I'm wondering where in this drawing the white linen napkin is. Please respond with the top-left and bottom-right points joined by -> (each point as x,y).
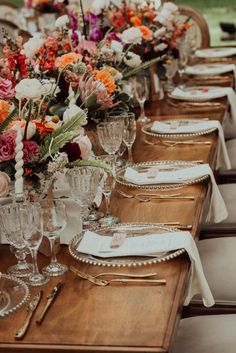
124,164 -> 228,223
171,87 -> 236,123
77,230 -> 215,307
195,47 -> 236,58
150,120 -> 231,170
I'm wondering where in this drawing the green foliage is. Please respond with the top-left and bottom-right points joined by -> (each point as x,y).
122,55 -> 165,78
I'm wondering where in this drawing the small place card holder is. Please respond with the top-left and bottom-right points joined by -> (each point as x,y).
110,233 -> 127,249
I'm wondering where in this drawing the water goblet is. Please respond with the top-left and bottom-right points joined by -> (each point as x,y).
0,199 -> 32,278
96,155 -> 119,226
163,59 -> 178,92
132,76 -> 150,124
97,120 -> 124,162
123,112 -> 137,164
66,166 -> 102,230
20,203 -> 50,286
40,199 -> 68,277
178,40 -> 189,82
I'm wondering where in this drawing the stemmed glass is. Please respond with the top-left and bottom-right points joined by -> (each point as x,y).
131,76 -> 150,124
20,203 -> 50,286
163,59 -> 178,92
96,155 -> 119,226
178,40 -> 189,82
66,166 -> 102,230
40,199 -> 68,277
97,119 -> 124,164
0,199 -> 32,278
123,112 -> 137,164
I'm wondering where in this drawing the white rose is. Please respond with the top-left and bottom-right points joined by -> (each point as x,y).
124,52 -> 142,68
0,171 -> 10,197
15,78 -> 44,101
154,43 -> 168,52
163,2 -> 178,14
74,135 -> 93,160
91,0 -> 109,14
63,104 -> 87,126
153,27 -> 166,39
21,33 -> 44,59
110,40 -> 123,53
41,79 -> 60,96
55,15 -> 69,29
120,27 -> 142,45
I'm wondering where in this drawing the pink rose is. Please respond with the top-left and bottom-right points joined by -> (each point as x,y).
0,130 -> 16,162
75,135 -> 93,160
77,40 -> 97,54
23,140 -> 40,164
0,171 -> 10,197
0,78 -> 15,100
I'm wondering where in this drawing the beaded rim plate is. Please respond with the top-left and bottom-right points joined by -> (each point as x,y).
142,119 -> 217,140
0,274 -> 30,318
168,86 -> 225,102
115,160 -> 209,190
68,223 -> 185,267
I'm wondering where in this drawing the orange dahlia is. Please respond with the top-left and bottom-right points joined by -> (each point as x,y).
0,100 -> 10,123
138,25 -> 153,41
93,70 -> 116,94
55,52 -> 81,69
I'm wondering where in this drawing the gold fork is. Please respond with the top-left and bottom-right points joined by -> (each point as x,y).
117,190 -> 195,201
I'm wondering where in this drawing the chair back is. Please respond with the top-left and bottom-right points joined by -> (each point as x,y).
0,0 -> 19,25
0,18 -> 19,44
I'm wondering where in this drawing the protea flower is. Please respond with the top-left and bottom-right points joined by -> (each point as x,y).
78,76 -> 119,110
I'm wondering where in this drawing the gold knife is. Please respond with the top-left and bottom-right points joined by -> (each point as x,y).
36,282 -> 63,325
15,290 -> 42,340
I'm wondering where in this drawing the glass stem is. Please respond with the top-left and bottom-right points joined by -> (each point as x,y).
30,249 -> 40,275
104,192 -> 111,216
49,236 -> 58,264
139,102 -> 145,117
15,249 -> 28,267
127,146 -> 133,163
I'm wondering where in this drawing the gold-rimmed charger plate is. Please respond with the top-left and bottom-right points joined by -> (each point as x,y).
0,274 -> 30,318
68,223 -> 185,267
116,160 -> 209,190
168,86 -> 225,102
142,119 -> 217,140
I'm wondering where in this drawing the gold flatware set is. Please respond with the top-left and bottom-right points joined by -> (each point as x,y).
117,189 -> 195,202
70,267 -> 166,286
144,139 -> 212,147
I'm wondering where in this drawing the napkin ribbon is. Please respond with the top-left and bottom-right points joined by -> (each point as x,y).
124,164 -> 228,223
77,230 -> 215,307
151,120 -> 231,170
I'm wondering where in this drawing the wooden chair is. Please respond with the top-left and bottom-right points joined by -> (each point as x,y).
0,0 -> 19,25
178,5 -> 210,48
0,18 -> 19,43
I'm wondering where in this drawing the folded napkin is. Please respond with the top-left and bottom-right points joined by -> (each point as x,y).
150,120 -> 231,170
124,164 -> 228,223
171,87 -> 236,123
77,230 -> 215,307
195,47 -> 236,58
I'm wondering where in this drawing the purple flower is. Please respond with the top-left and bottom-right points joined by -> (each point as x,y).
89,27 -> 103,42
0,130 -> 16,162
107,32 -> 121,42
84,12 -> 99,26
23,140 -> 40,164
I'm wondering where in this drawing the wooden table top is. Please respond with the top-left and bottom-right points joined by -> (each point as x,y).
0,98 -> 227,353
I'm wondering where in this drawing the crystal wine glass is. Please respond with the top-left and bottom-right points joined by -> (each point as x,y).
0,199 -> 32,278
178,40 -> 189,82
122,112 -> 136,164
97,120 -> 124,163
96,154 -> 119,226
66,166 -> 102,230
20,202 -> 50,286
132,76 -> 150,124
163,59 -> 178,92
40,199 -> 68,277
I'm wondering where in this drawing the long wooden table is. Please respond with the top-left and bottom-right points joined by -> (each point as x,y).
0,99 -> 228,352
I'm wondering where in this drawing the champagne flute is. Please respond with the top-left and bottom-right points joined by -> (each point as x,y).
20,203 -> 50,286
178,40 -> 189,82
96,155 -> 119,226
133,76 -> 150,124
40,199 -> 68,277
123,112 -> 136,164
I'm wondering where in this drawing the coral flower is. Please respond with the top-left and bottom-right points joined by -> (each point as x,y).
130,16 -> 142,27
0,100 -> 10,123
138,25 -> 153,41
55,52 -> 81,69
94,70 -> 116,94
